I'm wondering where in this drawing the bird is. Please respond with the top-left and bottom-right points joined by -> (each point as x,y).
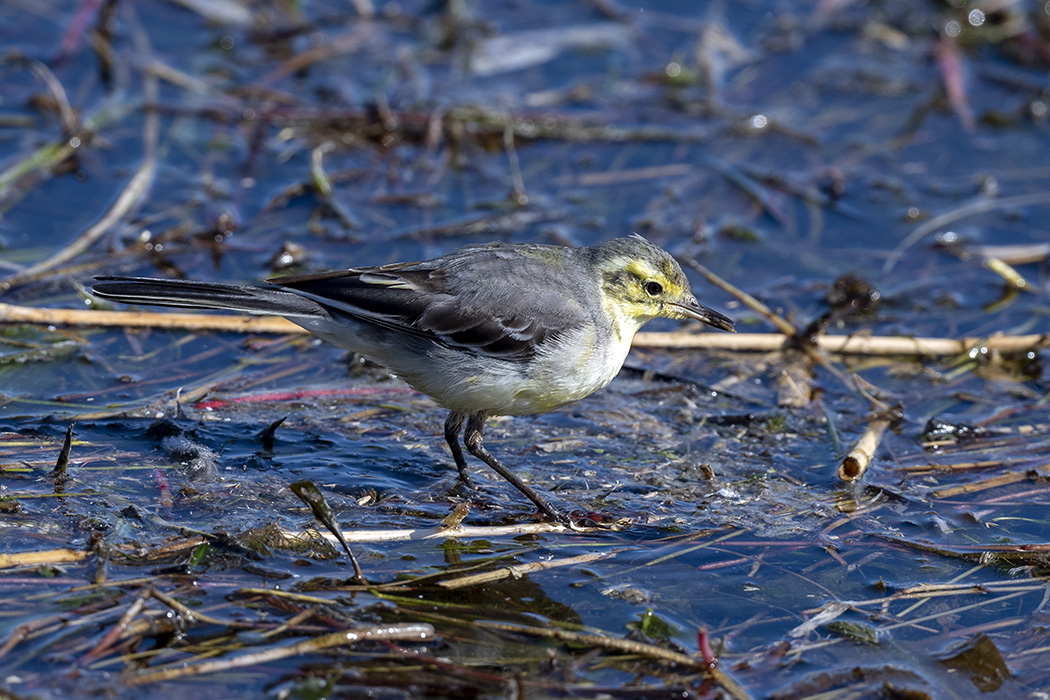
92,236 -> 734,527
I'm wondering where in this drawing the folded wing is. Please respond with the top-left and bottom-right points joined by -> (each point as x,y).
270,244 -> 585,361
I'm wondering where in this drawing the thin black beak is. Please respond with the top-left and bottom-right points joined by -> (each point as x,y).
672,299 -> 736,332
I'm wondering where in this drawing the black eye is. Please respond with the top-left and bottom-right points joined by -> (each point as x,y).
644,281 -> 663,296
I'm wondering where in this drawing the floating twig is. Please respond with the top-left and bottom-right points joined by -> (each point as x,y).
0,548 -> 90,569
305,521 -> 568,544
0,303 -> 300,334
684,255 -> 886,410
968,242 -> 1050,265
930,467 -> 1049,499
839,418 -> 892,481
80,587 -> 150,664
983,255 -> 1030,291
438,549 -> 621,589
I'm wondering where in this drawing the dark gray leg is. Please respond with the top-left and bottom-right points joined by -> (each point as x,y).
444,412 -> 474,488
462,412 -> 573,527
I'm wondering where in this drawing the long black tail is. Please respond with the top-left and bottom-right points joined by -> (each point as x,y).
92,276 -> 327,318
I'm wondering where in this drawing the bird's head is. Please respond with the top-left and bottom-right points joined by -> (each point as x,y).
589,236 -> 735,335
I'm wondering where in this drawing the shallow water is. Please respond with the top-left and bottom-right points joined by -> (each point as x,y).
1,1 -> 1048,697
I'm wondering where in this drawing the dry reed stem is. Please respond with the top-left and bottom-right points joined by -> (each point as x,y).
0,303 -> 301,334
839,419 -> 891,481
970,242 -> 1050,265
438,550 -> 619,589
983,255 -> 1030,290
0,57 -> 83,204
896,579 -> 1050,597
898,458 -> 1026,474
0,548 -> 90,568
148,587 -> 230,627
877,590 -> 1031,634
788,602 -> 849,638
303,521 -> 567,544
81,589 -> 149,663
260,25 -> 372,85
636,330 -> 1050,355
5,302 -> 1046,357
930,467 -> 1048,498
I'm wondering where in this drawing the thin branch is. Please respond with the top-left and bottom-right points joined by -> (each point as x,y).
684,257 -> 796,336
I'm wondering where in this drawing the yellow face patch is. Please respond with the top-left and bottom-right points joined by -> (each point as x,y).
621,258 -> 687,298
623,259 -> 658,282
594,241 -> 698,330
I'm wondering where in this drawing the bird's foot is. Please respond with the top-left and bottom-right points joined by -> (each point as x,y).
447,474 -> 477,498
